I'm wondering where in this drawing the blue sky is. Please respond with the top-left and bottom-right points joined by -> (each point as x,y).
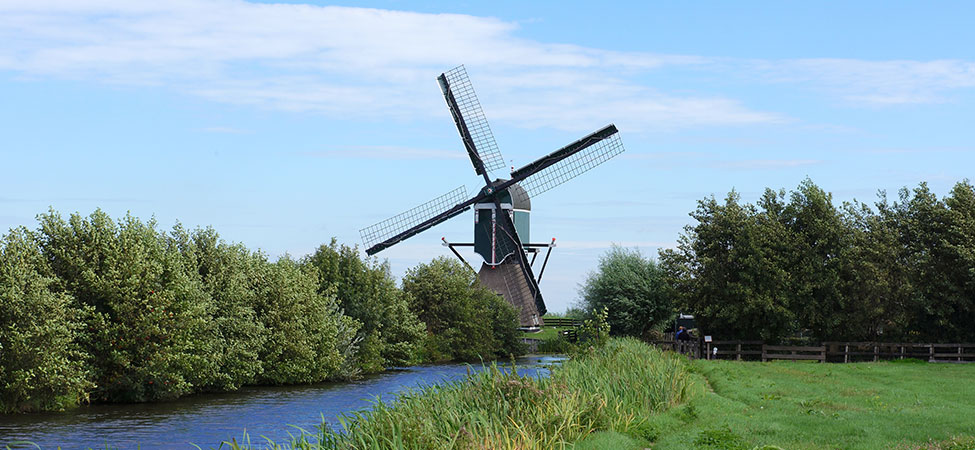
2,1 -> 974,312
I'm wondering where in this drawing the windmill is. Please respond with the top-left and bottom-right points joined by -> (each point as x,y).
359,65 -> 625,328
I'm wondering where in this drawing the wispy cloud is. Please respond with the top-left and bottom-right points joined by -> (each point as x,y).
760,58 -> 975,106
0,1 -> 781,131
2,1 -> 972,131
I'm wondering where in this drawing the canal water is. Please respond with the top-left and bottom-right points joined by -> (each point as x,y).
0,355 -> 564,449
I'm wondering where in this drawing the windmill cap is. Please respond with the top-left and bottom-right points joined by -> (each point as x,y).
486,179 -> 530,211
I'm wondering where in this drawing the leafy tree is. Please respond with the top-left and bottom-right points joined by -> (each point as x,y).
0,227 -> 92,412
579,246 -> 671,338
304,240 -> 424,371
168,226 -> 269,390
782,179 -> 848,340
401,257 -> 523,361
660,191 -> 796,341
36,210 -> 219,402
252,256 -> 360,383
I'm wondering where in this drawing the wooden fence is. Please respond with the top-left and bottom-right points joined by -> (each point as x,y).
823,342 -> 975,363
652,340 -> 975,364
543,317 -> 582,327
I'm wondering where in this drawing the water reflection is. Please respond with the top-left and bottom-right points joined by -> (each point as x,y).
0,355 -> 565,449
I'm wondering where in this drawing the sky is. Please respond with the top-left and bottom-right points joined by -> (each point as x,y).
1,1 -> 974,313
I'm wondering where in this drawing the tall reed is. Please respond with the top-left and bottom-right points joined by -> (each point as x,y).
239,338 -> 692,450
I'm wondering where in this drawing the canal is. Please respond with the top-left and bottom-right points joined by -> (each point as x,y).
0,355 -> 563,449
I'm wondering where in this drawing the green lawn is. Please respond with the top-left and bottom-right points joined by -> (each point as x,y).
623,358 -> 975,449
519,325 -> 576,340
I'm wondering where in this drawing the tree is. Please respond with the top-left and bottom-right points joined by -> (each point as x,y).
36,210 -> 220,402
252,256 -> 360,383
304,240 -> 424,371
0,227 -> 92,412
401,257 -> 523,361
168,225 -> 269,390
660,191 -> 796,341
782,179 -> 848,341
580,245 -> 671,338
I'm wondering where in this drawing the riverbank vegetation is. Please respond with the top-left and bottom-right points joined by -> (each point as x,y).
284,337 -> 690,449
229,338 -> 975,449
0,210 -> 523,413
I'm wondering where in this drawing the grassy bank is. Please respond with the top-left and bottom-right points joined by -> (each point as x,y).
218,340 -> 975,449
232,338 -> 689,449
645,358 -> 975,449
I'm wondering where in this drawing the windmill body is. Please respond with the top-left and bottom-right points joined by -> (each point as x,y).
360,65 -> 625,328
474,181 -> 530,266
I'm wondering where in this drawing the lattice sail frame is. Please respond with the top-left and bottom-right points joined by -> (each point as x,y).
359,186 -> 468,251
513,132 -> 624,204
441,65 -> 507,174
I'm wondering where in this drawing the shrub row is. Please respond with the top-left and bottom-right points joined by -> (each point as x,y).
660,179 -> 975,343
0,209 -> 524,413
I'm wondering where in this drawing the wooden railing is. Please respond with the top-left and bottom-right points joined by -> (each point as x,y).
543,317 -> 582,327
762,345 -> 825,362
823,342 -> 975,363
706,340 -> 763,361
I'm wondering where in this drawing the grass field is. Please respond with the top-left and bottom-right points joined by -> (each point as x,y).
628,358 -> 975,449
220,340 -> 975,449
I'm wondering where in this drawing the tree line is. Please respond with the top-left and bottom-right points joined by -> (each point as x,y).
578,179 -> 975,345
0,209 -> 523,413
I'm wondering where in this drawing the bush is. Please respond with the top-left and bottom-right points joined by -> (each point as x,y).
304,240 -> 424,372
401,257 -> 524,362
37,210 -> 220,402
252,256 -> 360,384
0,227 -> 92,412
169,226 -> 268,390
579,246 -> 671,338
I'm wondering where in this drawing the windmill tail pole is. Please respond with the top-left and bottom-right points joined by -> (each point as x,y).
442,237 -> 476,273
537,238 -> 556,283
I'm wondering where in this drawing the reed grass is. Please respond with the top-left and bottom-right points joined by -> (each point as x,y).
216,337 -> 692,449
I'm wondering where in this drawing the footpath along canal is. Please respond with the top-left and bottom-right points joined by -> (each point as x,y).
0,355 -> 564,449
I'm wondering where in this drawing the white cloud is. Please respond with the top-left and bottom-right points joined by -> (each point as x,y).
0,0 -> 780,131
762,58 -> 975,105
3,1 -> 972,130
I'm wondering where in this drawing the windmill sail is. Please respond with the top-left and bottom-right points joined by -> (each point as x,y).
360,186 -> 470,255
438,65 -> 506,176
358,65 -> 625,328
509,124 -> 624,204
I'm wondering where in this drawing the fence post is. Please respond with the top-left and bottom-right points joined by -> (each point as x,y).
929,344 -> 934,362
959,345 -> 963,362
762,344 -> 767,362
844,344 -> 849,364
737,342 -> 742,361
900,345 -> 905,360
874,345 -> 879,362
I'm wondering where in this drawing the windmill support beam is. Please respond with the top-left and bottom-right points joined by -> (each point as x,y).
536,239 -> 556,283
442,238 -> 476,273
